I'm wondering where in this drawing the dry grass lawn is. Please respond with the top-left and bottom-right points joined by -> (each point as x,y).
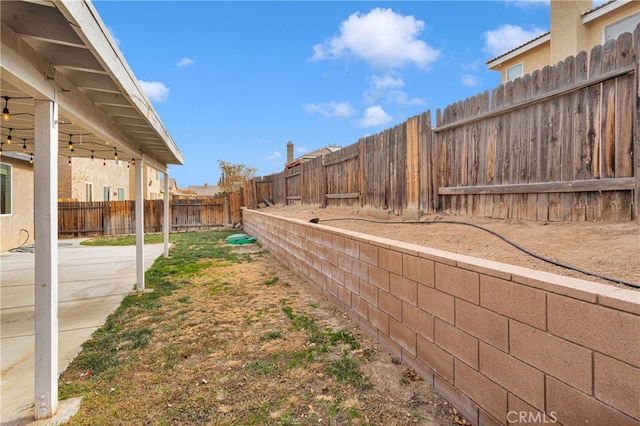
60,231 -> 468,425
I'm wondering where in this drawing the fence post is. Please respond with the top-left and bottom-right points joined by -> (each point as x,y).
635,25 -> 640,223
252,178 -> 258,208
225,194 -> 231,225
321,155 -> 327,208
103,201 -> 111,236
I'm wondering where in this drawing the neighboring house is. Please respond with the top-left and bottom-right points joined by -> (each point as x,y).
160,177 -> 195,199
285,141 -> 342,169
186,183 -> 222,197
129,164 -> 163,200
487,0 -> 640,82
0,153 -> 34,251
58,157 -> 130,202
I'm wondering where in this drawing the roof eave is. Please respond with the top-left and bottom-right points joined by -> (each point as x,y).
486,33 -> 551,69
56,0 -> 184,166
582,0 -> 632,24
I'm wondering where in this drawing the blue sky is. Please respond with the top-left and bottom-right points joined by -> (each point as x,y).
94,0 -> 565,188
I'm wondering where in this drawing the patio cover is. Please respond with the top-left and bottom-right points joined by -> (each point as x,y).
1,0 -> 184,420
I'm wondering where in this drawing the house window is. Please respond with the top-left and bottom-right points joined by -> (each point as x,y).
506,63 -> 523,82
103,185 -> 111,201
604,12 -> 640,42
86,182 -> 93,202
117,187 -> 126,201
0,163 -> 11,215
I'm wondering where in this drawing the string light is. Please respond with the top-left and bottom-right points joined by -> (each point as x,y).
131,158 -> 135,165
2,96 -> 10,121
0,142 -> 3,156
90,150 -> 94,162
68,134 -> 74,151
6,128 -> 12,144
68,156 -> 72,166
114,148 -> 118,160
29,153 -> 33,164
22,139 -> 27,152
103,159 -> 106,167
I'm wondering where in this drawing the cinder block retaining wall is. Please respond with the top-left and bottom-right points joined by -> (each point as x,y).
243,209 -> 640,426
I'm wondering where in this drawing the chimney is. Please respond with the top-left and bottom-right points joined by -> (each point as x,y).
287,141 -> 294,164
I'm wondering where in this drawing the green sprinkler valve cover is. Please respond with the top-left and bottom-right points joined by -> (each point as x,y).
225,234 -> 257,244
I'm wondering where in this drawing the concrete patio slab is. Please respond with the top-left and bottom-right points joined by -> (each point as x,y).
0,240 -> 165,424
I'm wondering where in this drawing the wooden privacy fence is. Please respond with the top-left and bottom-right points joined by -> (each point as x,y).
58,193 -> 243,238
244,29 -> 640,223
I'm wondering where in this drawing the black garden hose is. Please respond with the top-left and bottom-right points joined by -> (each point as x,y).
311,217 -> 640,290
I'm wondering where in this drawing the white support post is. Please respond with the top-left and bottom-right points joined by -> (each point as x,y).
33,99 -> 58,420
163,172 -> 169,257
135,159 -> 145,291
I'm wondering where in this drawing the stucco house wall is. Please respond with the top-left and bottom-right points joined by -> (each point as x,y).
0,156 -> 34,252
129,164 -> 162,200
69,158 -> 130,201
489,0 -> 640,83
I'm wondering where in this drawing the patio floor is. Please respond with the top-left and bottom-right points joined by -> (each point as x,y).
0,240 -> 165,424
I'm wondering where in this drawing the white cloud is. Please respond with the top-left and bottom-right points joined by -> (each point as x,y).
357,106 -> 392,127
303,102 -> 355,118
461,73 -> 481,87
177,57 -> 195,67
484,24 -> 546,57
139,80 -> 169,102
362,74 -> 404,104
363,73 -> 425,106
310,8 -> 440,69
265,151 -> 282,161
462,60 -> 481,71
106,26 -> 120,45
387,90 -> 426,106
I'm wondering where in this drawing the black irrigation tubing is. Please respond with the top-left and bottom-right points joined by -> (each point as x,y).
313,217 -> 640,290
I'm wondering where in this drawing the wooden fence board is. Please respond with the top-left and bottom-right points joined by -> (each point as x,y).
245,30 -> 638,223
59,194 -> 238,237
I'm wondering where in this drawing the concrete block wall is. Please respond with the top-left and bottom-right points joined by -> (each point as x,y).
242,209 -> 640,425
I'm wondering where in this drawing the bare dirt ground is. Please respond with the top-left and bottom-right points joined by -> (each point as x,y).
260,205 -> 640,289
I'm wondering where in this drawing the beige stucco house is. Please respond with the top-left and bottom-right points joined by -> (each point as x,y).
186,183 -> 222,197
57,157 -> 163,202
160,177 -> 194,199
129,164 -> 163,200
0,153 -> 34,251
487,0 -> 640,82
59,157 -> 130,201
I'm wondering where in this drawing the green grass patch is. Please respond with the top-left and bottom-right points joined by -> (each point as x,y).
80,234 -> 172,246
325,353 -> 370,389
63,231 -> 240,380
263,276 -> 279,286
262,331 -> 283,341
